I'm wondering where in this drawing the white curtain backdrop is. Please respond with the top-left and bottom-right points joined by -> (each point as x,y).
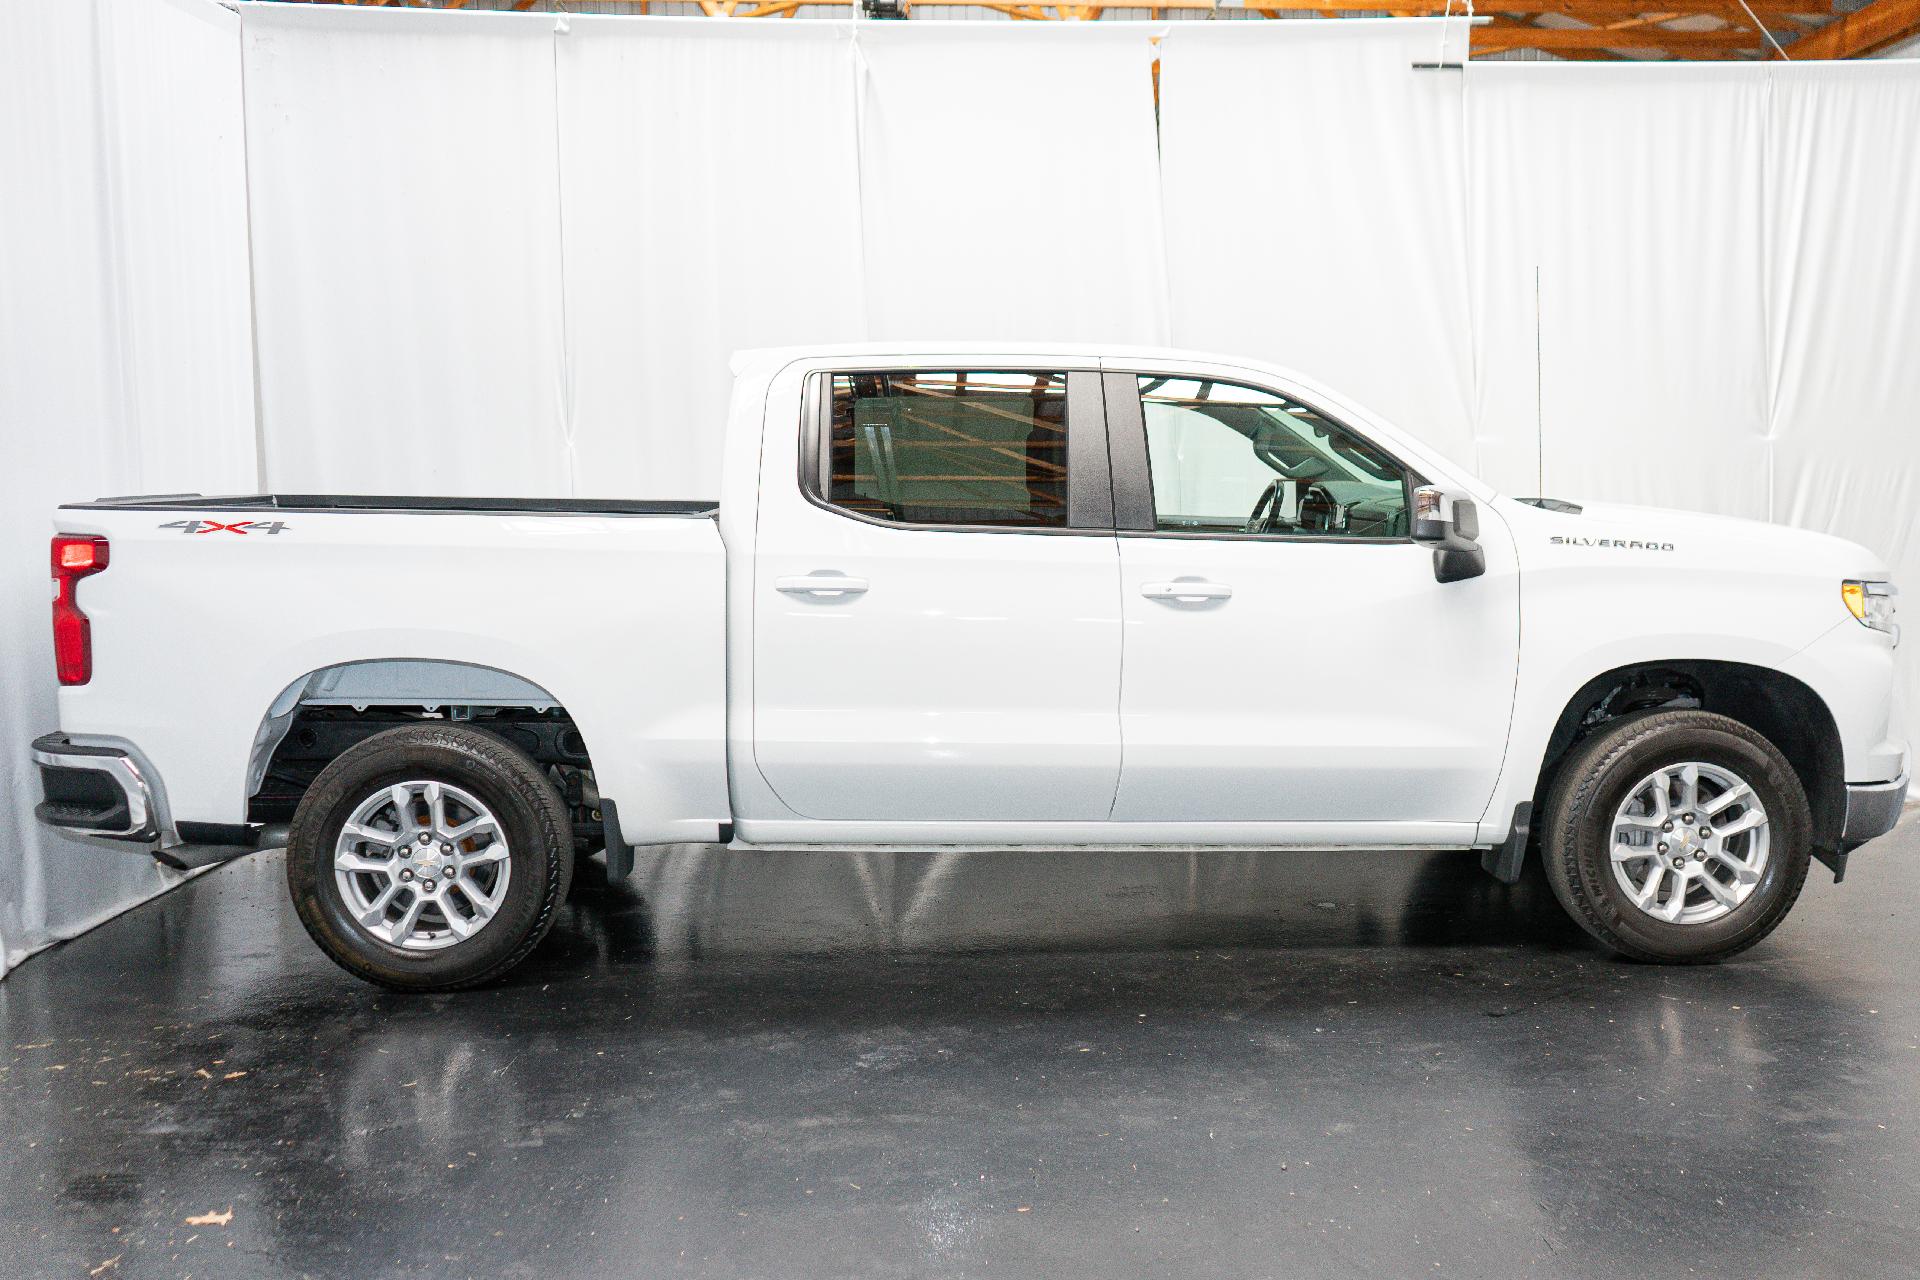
242,6 -> 570,496
1159,20 -> 1477,470
1763,61 -> 1920,653
852,23 -> 1167,344
242,9 -> 1170,499
555,19 -> 866,499
1465,63 -> 1774,514
0,0 -> 255,975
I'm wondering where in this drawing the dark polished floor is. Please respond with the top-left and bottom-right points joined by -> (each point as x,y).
3,818 -> 1917,1280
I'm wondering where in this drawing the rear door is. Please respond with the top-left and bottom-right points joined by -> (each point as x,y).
750,363 -> 1123,823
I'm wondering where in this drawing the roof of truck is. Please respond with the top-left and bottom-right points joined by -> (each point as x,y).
728,341 -> 1286,376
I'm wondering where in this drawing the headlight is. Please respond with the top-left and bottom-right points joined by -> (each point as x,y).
1842,580 -> 1898,639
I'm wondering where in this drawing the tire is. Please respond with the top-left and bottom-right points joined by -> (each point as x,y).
287,724 -> 575,991
1540,709 -> 1811,963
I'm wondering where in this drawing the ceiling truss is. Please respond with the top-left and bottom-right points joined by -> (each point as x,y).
317,0 -> 1920,62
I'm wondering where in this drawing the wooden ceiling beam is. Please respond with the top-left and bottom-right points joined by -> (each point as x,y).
1718,2 -> 1792,55
1561,0 -> 1815,13
1787,0 -> 1920,55
1471,23 -> 1759,48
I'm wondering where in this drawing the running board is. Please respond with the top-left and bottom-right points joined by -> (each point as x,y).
151,823 -> 287,871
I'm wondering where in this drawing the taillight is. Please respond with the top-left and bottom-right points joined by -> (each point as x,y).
51,535 -> 109,686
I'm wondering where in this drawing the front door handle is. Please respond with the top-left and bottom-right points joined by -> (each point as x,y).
1140,580 -> 1232,603
776,573 -> 869,598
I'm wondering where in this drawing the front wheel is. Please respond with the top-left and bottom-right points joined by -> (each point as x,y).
1540,709 -> 1812,963
287,724 -> 575,990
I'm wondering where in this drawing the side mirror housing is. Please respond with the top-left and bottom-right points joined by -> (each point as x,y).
1410,486 -> 1486,583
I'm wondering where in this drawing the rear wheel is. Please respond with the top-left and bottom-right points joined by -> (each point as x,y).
1540,709 -> 1811,963
287,724 -> 574,990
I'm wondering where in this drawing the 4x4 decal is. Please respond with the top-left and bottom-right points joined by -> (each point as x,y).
159,519 -> 290,536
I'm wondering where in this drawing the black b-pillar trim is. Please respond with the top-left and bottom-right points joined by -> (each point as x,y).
1065,370 -> 1114,531
1099,371 -> 1155,532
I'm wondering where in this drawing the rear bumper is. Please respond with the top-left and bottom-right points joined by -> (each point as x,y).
30,733 -> 159,842
32,733 -> 280,867
1842,771 -> 1910,851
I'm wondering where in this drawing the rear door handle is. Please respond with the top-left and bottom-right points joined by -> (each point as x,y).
776,574 -> 869,597
1140,580 -> 1232,602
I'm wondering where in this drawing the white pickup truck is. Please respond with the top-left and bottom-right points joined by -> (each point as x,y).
34,344 -> 1908,989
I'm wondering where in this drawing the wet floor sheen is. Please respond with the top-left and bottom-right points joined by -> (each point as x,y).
2,820 -> 1916,1280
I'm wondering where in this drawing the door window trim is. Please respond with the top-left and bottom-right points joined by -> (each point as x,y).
1101,370 -> 1425,544
797,367 -> 1114,536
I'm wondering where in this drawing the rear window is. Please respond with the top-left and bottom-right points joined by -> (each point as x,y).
821,371 -> 1070,528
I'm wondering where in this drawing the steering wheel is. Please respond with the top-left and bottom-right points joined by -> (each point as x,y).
1245,480 -> 1342,534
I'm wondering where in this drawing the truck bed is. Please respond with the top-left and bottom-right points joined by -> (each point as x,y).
51,495 -> 729,846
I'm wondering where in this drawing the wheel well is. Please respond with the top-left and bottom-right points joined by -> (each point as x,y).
1533,660 -> 1846,854
245,661 -> 606,853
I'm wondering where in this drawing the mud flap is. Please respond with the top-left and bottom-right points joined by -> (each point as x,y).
1813,845 -> 1848,885
1481,801 -> 1531,885
599,799 -> 635,882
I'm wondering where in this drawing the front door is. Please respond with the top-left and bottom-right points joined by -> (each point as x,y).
751,365 -> 1122,823
1104,367 -> 1520,831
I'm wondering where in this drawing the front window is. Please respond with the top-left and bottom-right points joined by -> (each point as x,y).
1137,376 -> 1410,539
822,371 -> 1070,528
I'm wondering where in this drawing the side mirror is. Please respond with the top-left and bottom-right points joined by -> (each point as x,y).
1410,486 -> 1486,583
